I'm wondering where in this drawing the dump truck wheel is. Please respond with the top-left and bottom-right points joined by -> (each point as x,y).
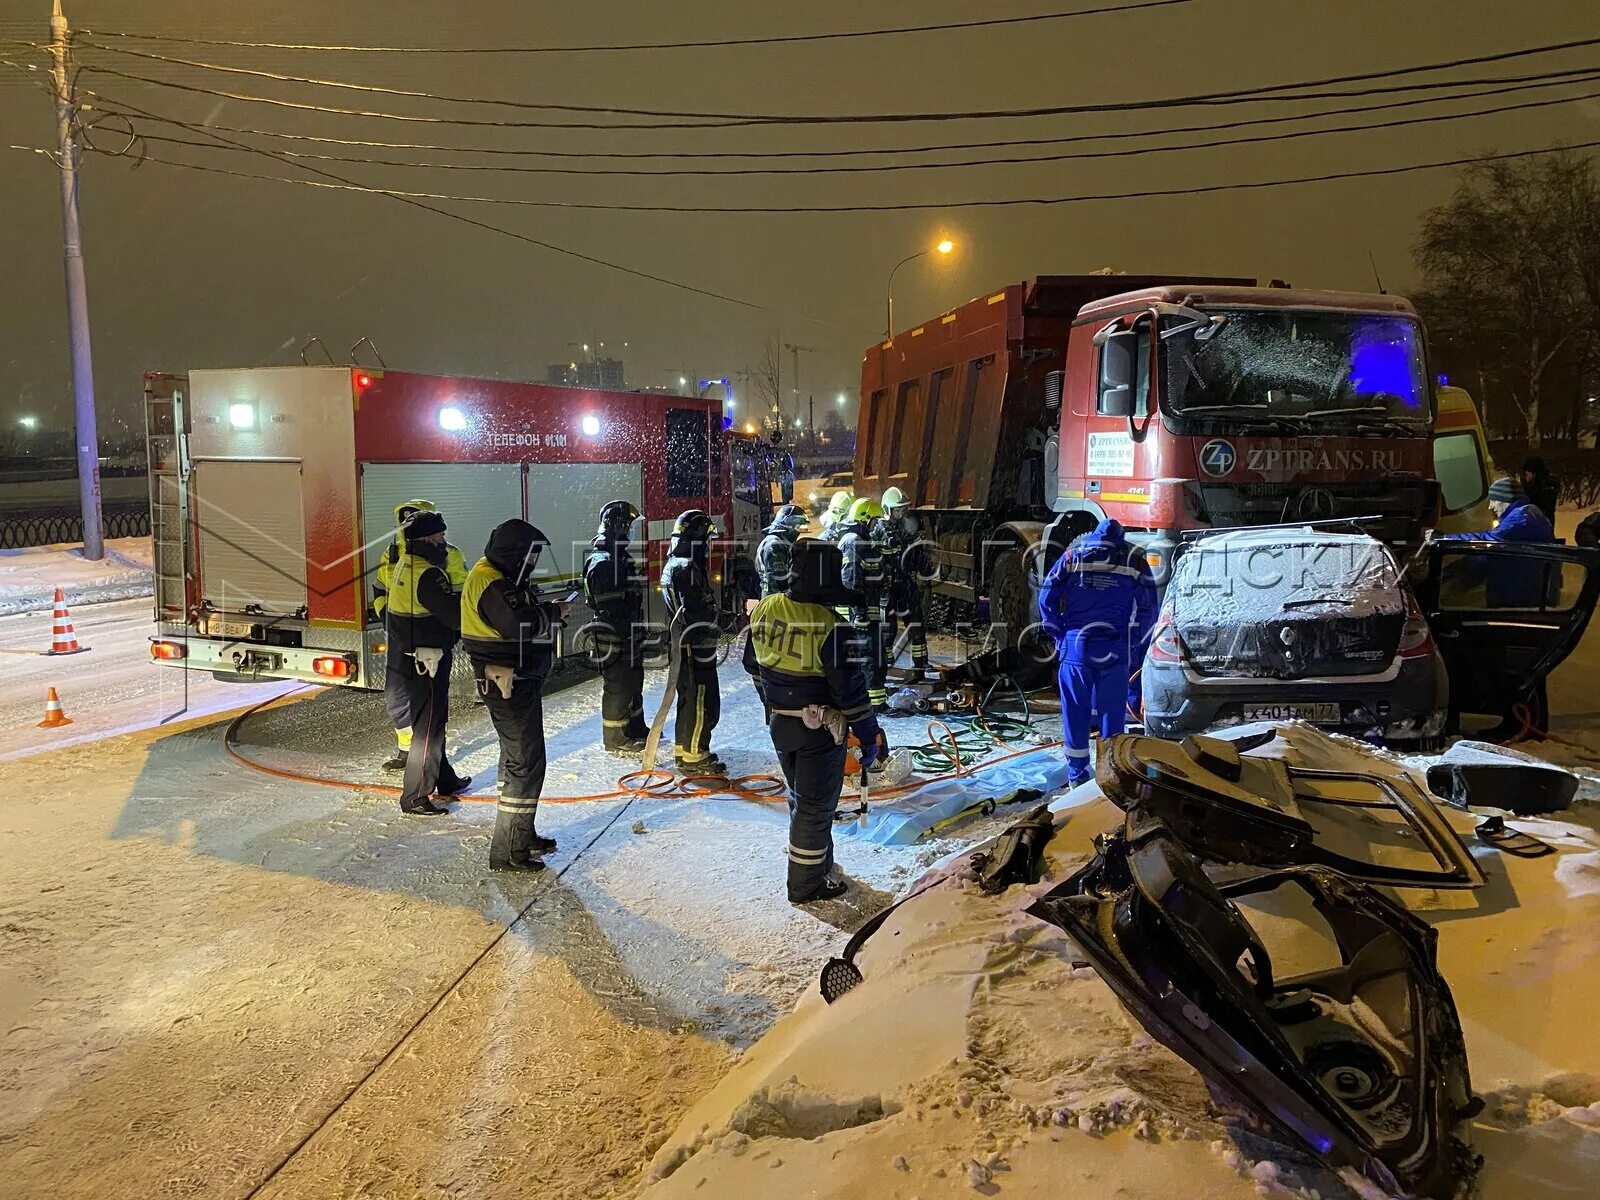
990,548 -> 1036,650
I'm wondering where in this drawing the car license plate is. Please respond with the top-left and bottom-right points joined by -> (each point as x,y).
1243,703 -> 1341,723
208,618 -> 255,639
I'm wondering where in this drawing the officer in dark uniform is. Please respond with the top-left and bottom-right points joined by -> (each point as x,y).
876,486 -> 931,678
461,519 -> 567,872
745,539 -> 885,904
583,500 -> 649,754
661,509 -> 724,774
386,510 -> 472,815
839,497 -> 890,710
376,498 -> 468,772
755,503 -> 809,597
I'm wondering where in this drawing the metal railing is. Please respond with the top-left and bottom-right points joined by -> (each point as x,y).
0,502 -> 150,549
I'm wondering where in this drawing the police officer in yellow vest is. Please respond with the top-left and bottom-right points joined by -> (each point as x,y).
387,510 -> 472,814
461,519 -> 567,872
376,498 -> 468,772
744,539 -> 886,904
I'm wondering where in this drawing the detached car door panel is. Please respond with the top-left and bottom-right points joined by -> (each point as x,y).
1417,541 -> 1600,717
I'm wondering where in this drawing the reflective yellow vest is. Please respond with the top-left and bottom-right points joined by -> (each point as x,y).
460,558 -> 507,642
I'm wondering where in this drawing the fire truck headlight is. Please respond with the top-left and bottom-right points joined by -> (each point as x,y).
580,414 -> 602,438
228,402 -> 256,430
438,407 -> 467,432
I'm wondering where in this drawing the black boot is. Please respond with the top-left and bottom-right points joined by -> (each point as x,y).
530,832 -> 558,855
382,749 -> 408,773
401,797 -> 448,816
489,807 -> 546,872
675,753 -> 728,775
790,878 -> 849,904
436,771 -> 473,797
605,737 -> 648,755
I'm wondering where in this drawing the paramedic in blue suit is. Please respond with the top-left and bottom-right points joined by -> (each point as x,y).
1039,518 -> 1158,786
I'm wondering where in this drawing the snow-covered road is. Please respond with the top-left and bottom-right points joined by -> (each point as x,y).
0,597 -> 295,762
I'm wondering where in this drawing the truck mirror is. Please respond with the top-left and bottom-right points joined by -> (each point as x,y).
1099,331 -> 1135,417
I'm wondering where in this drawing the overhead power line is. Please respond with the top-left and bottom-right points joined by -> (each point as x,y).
89,135 -> 1600,213
76,2 -> 1200,54
56,93 -> 852,330
84,69 -> 1600,163
106,80 -> 1600,179
75,34 -> 1600,126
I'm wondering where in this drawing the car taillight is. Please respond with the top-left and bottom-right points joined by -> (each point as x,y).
313,656 -> 353,678
1148,608 -> 1185,664
151,640 -> 185,661
1398,596 -> 1433,659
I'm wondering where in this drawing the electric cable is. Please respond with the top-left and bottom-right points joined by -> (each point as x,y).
67,92 -> 853,330
105,78 -> 1600,179
82,68 -> 1599,163
77,2 -> 1202,55
93,136 -> 1600,213
73,34 -> 1600,126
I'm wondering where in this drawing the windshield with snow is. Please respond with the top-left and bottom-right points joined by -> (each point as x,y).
1164,310 -> 1429,434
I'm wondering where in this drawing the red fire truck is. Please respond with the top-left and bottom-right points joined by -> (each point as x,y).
853,276 -> 1441,632
144,366 -> 746,688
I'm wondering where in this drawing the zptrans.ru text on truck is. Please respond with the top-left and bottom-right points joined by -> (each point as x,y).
144,365 -> 748,688
852,275 -> 1446,634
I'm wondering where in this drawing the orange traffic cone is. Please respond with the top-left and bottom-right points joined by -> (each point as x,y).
47,587 -> 86,655
38,687 -> 73,728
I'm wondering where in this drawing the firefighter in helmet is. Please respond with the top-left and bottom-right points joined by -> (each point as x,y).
385,509 -> 472,814
756,503 -> 809,598
375,498 -> 467,773
875,486 -> 932,677
461,519 -> 569,871
661,509 -> 725,774
818,489 -> 855,543
839,497 -> 890,710
583,500 -> 649,754
744,539 -> 886,904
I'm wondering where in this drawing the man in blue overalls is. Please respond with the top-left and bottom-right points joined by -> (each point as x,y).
1040,518 -> 1157,785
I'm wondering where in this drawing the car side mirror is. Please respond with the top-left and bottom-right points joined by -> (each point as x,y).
1099,331 -> 1136,418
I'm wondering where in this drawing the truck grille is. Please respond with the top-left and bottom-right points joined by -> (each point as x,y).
1187,482 -> 1437,543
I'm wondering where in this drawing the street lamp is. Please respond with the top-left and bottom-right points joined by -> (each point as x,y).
836,392 -> 848,406
18,414 -> 38,430
886,236 -> 956,338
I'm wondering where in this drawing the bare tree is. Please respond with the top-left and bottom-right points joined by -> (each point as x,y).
751,333 -> 783,432
1415,152 -> 1598,446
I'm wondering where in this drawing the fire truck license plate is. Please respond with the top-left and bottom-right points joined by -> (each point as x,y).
209,619 -> 255,640
1243,703 -> 1340,723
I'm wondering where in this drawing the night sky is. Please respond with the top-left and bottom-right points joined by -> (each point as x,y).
2,0 -> 1597,438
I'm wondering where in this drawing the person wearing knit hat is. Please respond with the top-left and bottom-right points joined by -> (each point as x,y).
1436,476 -> 1553,544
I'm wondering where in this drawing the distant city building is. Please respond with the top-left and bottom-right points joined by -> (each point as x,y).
546,358 -> 626,390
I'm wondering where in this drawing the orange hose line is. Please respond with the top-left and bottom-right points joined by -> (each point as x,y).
222,693 -> 1065,806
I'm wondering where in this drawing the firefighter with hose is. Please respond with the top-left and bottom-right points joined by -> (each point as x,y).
756,503 -> 809,597
876,486 -> 932,678
375,498 -> 467,773
744,539 -> 886,904
461,519 -> 568,872
818,489 -> 854,543
583,500 -> 649,755
839,497 -> 890,711
662,509 -> 726,775
385,510 -> 472,815
1039,518 -> 1157,787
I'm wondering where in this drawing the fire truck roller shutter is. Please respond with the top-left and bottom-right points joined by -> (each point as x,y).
362,462 -> 524,693
191,459 -> 309,616
524,462 -> 645,645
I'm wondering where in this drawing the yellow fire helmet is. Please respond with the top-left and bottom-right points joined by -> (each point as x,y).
881,486 -> 908,514
847,497 -> 884,524
827,489 -> 855,517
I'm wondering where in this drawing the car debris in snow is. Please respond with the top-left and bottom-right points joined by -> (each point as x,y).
1096,730 -> 1485,890
1426,739 -> 1579,816
1029,823 -> 1481,1199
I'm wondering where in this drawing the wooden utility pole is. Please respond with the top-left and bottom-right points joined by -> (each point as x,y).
49,0 -> 104,559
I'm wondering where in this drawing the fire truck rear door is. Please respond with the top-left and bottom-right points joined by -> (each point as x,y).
190,458 -> 309,616
524,462 -> 644,589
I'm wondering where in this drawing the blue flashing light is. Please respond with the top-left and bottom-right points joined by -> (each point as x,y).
722,415 -> 735,432
1348,319 -> 1424,410
1437,373 -> 1450,387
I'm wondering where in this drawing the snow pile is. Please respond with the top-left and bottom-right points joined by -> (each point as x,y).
639,731 -> 1600,1200
0,537 -> 153,615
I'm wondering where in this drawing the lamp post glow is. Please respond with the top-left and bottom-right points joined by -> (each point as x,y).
18,414 -> 38,430
886,236 -> 956,339
836,392 -> 848,406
